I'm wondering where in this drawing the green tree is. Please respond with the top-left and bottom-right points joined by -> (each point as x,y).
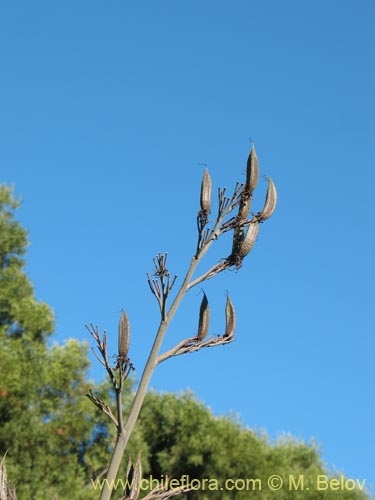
0,185 -> 53,341
0,185 -> 148,499
138,390 -> 371,500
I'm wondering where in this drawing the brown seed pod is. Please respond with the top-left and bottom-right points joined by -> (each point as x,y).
246,143 -> 259,194
0,451 -> 8,500
124,453 -> 142,500
238,196 -> 250,219
237,144 -> 259,223
238,221 -> 259,258
118,309 -> 130,358
231,225 -> 242,256
130,452 -> 142,500
200,168 -> 212,213
224,294 -> 236,338
197,291 -> 210,340
258,177 -> 277,221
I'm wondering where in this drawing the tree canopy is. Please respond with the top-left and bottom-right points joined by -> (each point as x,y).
0,186 -> 53,341
138,391 -> 371,500
0,185 -> 117,499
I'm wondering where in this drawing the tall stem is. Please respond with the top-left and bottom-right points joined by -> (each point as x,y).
99,257 -> 200,500
99,212 -> 227,500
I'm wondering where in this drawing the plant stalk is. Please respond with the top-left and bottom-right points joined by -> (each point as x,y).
99,256 -> 201,500
99,209 -> 230,500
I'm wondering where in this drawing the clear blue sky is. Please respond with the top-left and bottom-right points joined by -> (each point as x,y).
1,0 -> 374,494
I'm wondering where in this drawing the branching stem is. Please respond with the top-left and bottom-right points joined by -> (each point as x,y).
96,154 -> 276,499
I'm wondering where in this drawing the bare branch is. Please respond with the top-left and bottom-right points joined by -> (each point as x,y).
86,389 -> 119,428
156,336 -> 197,365
157,333 -> 234,365
85,324 -> 117,386
187,259 -> 232,290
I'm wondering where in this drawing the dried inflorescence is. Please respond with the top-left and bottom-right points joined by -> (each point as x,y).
147,253 -> 177,317
157,292 -> 236,364
85,310 -> 134,428
157,143 -> 276,362
87,142 -> 276,500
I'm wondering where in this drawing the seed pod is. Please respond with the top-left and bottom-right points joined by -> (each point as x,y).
246,143 -> 259,194
238,196 -> 250,219
231,222 -> 245,257
238,221 -> 259,258
197,291 -> 210,340
200,168 -> 212,213
0,452 -> 8,500
118,309 -> 130,358
258,177 -> 277,221
130,453 -> 142,500
237,144 -> 259,220
224,294 -> 236,338
124,453 -> 142,500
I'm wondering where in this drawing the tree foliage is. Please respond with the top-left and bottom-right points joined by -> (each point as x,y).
0,186 -> 53,341
138,391 -> 371,500
0,185 -> 120,499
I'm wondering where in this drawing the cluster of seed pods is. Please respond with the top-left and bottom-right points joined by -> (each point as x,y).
197,144 -> 277,340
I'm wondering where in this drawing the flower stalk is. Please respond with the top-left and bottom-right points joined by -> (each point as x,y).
87,143 -> 277,500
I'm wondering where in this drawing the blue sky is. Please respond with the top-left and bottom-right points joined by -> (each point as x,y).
1,0 -> 374,493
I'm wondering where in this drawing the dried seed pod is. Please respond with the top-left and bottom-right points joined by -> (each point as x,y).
130,453 -> 142,500
124,457 -> 133,499
258,177 -> 277,221
246,143 -> 259,194
200,168 -> 212,213
238,196 -> 251,219
237,144 -> 259,220
231,225 -> 242,257
197,291 -> 210,340
224,294 -> 236,338
124,453 -> 142,500
118,309 -> 130,358
238,221 -> 259,258
0,452 -> 8,500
